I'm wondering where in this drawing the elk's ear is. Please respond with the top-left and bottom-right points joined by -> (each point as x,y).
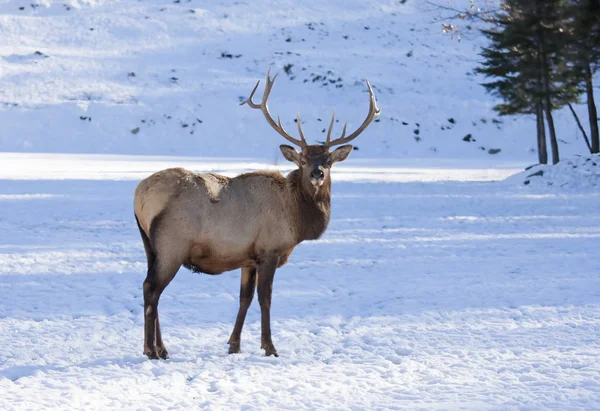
280,145 -> 301,165
330,144 -> 353,164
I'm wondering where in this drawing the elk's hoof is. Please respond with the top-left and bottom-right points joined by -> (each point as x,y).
228,341 -> 241,354
262,343 -> 279,357
144,348 -> 160,360
158,348 -> 170,360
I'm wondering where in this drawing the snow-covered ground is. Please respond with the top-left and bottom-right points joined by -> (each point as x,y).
1,154 -> 600,410
505,154 -> 600,193
2,0 -> 600,409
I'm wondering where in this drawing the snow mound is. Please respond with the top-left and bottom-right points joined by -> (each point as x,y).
505,154 -> 600,192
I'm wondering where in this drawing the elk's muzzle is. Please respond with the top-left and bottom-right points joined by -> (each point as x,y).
311,168 -> 324,180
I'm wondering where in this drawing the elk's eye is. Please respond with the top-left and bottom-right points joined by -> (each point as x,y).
326,160 -> 332,167
301,160 -> 307,166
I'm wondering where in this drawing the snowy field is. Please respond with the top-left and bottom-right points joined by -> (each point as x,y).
1,154 -> 600,410
1,0 -> 600,409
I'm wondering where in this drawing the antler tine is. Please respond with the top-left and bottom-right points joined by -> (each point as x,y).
325,110 -> 349,145
276,116 -> 293,139
326,78 -> 381,148
240,69 -> 307,148
325,111 -> 335,145
296,112 -> 307,144
262,69 -> 277,103
239,80 -> 261,108
340,121 -> 348,139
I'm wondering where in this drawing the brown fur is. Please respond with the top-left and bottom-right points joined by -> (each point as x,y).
133,144 -> 357,359
134,167 -> 325,273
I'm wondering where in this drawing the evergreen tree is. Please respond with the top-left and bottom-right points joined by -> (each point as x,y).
476,0 -> 579,164
477,16 -> 549,163
564,0 -> 600,153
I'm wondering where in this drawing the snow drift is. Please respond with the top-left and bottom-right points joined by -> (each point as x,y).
506,154 -> 600,192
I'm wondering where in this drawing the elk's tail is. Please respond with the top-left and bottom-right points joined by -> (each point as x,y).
135,213 -> 156,269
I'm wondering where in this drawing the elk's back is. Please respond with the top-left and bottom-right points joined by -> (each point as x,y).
134,167 -> 297,274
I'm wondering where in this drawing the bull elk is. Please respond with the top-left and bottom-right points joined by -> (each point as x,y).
134,69 -> 380,359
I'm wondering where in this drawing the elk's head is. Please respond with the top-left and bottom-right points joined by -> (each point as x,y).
241,69 -> 381,195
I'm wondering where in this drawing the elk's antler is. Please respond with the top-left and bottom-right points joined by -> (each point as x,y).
240,68 -> 307,148
325,79 -> 381,147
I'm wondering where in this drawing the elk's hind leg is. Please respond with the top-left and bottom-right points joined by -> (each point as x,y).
142,213 -> 185,360
143,256 -> 180,359
228,267 -> 257,354
137,215 -> 167,359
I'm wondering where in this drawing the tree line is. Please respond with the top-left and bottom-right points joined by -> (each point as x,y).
430,0 -> 600,164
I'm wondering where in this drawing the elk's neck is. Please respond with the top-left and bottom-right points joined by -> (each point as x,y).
287,170 -> 331,242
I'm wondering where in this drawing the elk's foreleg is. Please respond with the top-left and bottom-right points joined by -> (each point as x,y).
257,256 -> 279,357
228,267 -> 257,354
155,316 -> 167,358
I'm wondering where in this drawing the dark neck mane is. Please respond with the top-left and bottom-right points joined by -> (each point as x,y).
287,170 -> 331,243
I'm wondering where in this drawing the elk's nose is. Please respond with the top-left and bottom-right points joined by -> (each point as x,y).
311,168 -> 324,180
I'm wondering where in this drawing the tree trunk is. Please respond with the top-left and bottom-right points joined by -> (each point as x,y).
537,100 -> 548,164
544,101 -> 560,164
568,103 -> 592,153
533,5 -> 549,166
585,63 -> 599,153
535,6 -> 560,164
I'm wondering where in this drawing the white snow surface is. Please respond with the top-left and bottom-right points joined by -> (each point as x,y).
1,154 -> 600,410
1,0 -> 600,409
505,154 -> 600,193
0,0 -> 597,161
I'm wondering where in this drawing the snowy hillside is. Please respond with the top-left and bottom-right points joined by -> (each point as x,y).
0,0 -> 595,160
